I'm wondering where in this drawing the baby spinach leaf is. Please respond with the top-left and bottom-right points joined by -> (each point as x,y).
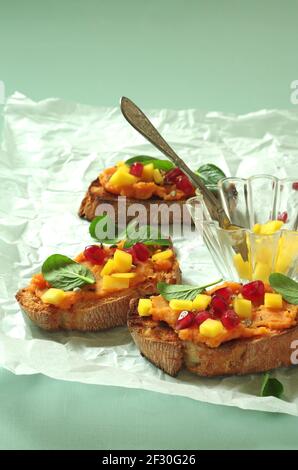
260,373 -> 284,398
195,164 -> 226,190
90,216 -> 171,248
125,155 -> 174,171
89,214 -> 125,244
42,254 -> 95,291
157,279 -> 222,301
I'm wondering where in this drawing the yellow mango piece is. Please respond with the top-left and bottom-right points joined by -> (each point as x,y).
102,275 -> 129,291
152,249 -> 173,262
233,297 -> 252,319
255,246 -> 273,265
252,262 -> 271,283
111,272 -> 136,279
253,223 -> 261,234
233,253 -> 252,280
275,253 -> 291,274
116,162 -> 130,172
142,163 -> 154,181
113,249 -> 132,273
41,288 -> 66,306
109,169 -> 138,187
153,168 -> 164,184
264,293 -> 283,309
199,319 -> 226,338
192,294 -> 211,311
260,220 -> 284,235
100,259 -> 115,276
169,299 -> 193,311
138,298 -> 152,316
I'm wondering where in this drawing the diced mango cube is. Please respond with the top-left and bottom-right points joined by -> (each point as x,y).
153,168 -> 164,184
109,169 -> 138,187
100,259 -> 116,276
199,319 -> 226,338
169,299 -> 193,311
275,253 -> 291,273
138,298 -> 152,316
252,262 -> 271,283
255,246 -> 273,265
233,253 -> 252,280
142,163 -> 154,181
233,297 -> 252,318
192,294 -> 211,311
116,162 -> 130,172
113,249 -> 132,273
260,220 -> 284,235
253,223 -> 261,234
264,293 -> 283,309
111,273 -> 136,279
102,275 -> 129,291
41,288 -> 66,306
152,249 -> 173,262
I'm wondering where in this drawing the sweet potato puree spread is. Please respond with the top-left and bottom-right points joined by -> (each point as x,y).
99,167 -> 192,201
150,282 -> 298,348
29,244 -> 175,310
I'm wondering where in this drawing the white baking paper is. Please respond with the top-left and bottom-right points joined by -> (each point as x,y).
1,92 -> 298,415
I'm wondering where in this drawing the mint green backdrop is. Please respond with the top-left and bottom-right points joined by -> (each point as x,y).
0,0 -> 298,449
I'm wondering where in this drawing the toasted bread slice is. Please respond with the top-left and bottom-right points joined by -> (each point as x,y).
128,299 -> 183,376
128,299 -> 298,377
79,179 -> 187,223
16,263 -> 181,332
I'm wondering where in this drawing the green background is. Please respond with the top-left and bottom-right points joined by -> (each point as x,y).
1,0 -> 298,450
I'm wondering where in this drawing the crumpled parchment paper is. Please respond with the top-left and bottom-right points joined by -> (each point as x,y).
1,92 -> 298,415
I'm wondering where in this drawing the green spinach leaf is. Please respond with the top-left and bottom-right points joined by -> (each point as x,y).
269,273 -> 298,305
260,373 -> 284,398
125,156 -> 174,171
42,254 -> 95,291
195,164 -> 226,190
157,279 -> 222,301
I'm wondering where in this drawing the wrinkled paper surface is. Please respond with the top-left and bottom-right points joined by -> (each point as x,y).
1,92 -> 298,415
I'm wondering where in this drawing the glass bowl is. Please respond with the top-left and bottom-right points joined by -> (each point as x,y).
187,175 -> 298,283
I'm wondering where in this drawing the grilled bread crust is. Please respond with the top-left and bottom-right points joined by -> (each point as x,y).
128,300 -> 298,377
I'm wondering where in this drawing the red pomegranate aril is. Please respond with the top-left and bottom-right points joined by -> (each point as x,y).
175,311 -> 195,330
125,248 -> 137,264
213,286 -> 233,303
132,242 -> 150,262
210,295 -> 228,317
241,280 -> 265,304
175,175 -> 194,195
292,182 -> 298,191
164,167 -> 184,184
130,162 -> 144,177
277,211 -> 288,223
84,245 -> 105,265
221,310 -> 240,330
194,311 -> 212,326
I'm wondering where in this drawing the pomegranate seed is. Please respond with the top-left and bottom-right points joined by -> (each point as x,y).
175,175 -> 194,196
164,168 -> 184,184
130,162 -> 144,177
84,245 -> 105,265
292,182 -> 298,191
277,211 -> 288,223
241,280 -> 265,304
213,286 -> 233,303
175,311 -> 195,330
194,311 -> 212,326
211,295 -> 228,317
221,310 -> 240,330
132,242 -> 150,262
